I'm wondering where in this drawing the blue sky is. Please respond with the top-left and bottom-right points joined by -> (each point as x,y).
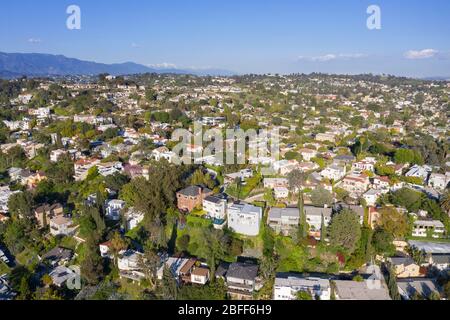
0,0 -> 449,77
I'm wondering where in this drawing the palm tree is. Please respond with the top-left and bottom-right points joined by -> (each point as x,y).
440,191 -> 450,214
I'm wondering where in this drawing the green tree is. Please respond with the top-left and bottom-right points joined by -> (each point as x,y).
310,186 -> 333,208
377,207 -> 409,239
80,237 -> 104,285
329,209 -> 362,254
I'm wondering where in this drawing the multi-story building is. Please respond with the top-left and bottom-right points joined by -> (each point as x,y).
267,207 -> 299,236
273,274 -> 331,300
177,186 -> 213,213
227,203 -> 262,236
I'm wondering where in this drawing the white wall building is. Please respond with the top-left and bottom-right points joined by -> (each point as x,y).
227,203 -> 262,236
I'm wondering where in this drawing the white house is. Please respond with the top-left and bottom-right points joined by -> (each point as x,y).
264,178 -> 289,189
406,165 -> 432,182
203,196 -> 227,227
428,173 -> 449,190
412,220 -> 445,238
105,199 -> 126,221
124,208 -> 145,230
304,206 -> 333,240
274,274 -> 331,300
363,189 -> 383,206
274,187 -> 289,199
49,215 -> 77,237
227,203 -> 262,236
320,164 -> 346,181
97,162 -> 123,177
50,149 -> 67,162
299,148 -> 317,161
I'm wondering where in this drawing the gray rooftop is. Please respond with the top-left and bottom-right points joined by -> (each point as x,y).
397,279 -> 440,298
226,262 -> 258,281
304,206 -> 332,217
268,207 -> 300,220
334,280 -> 391,300
408,241 -> 450,254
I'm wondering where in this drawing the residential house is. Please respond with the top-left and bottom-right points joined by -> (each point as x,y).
49,266 -> 78,288
225,262 -> 259,300
203,195 -> 227,229
320,164 -> 346,181
389,257 -> 421,278
333,280 -> 391,300
42,247 -> 73,268
397,278 -> 441,300
299,148 -> 317,161
227,203 -> 262,236
105,199 -> 126,221
34,203 -> 64,229
74,158 -> 100,181
0,186 -> 20,213
333,204 -> 365,225
97,162 -> 123,177
267,207 -> 300,236
274,187 -> 289,199
124,207 -> 144,230
50,149 -> 67,162
339,174 -> 370,198
304,206 -> 333,240
412,220 -> 445,238
352,158 -> 376,173
263,178 -> 289,189
176,186 -> 213,213
373,176 -> 391,190
428,173 -> 449,190
315,133 -> 336,143
118,250 -> 145,282
362,189 -> 383,206
49,215 -> 77,237
405,165 -> 432,182
429,254 -> 450,271
273,273 -> 331,300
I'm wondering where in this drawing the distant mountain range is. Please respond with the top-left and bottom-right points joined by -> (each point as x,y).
0,52 -> 235,78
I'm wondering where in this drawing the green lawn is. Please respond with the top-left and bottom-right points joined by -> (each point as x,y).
0,261 -> 10,275
59,236 -> 78,250
16,248 -> 40,267
274,237 -> 307,273
226,173 -> 262,199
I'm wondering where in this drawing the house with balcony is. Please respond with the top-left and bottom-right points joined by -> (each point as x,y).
412,220 -> 445,238
304,206 -> 333,240
203,195 -> 227,229
227,203 -> 262,237
49,215 -> 77,237
273,273 -> 331,300
267,207 -> 299,236
105,199 -> 126,221
225,262 -> 259,300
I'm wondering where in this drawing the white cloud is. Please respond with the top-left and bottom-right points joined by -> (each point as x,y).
148,62 -> 178,69
298,53 -> 367,62
404,49 -> 438,59
131,42 -> 141,48
28,38 -> 42,44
